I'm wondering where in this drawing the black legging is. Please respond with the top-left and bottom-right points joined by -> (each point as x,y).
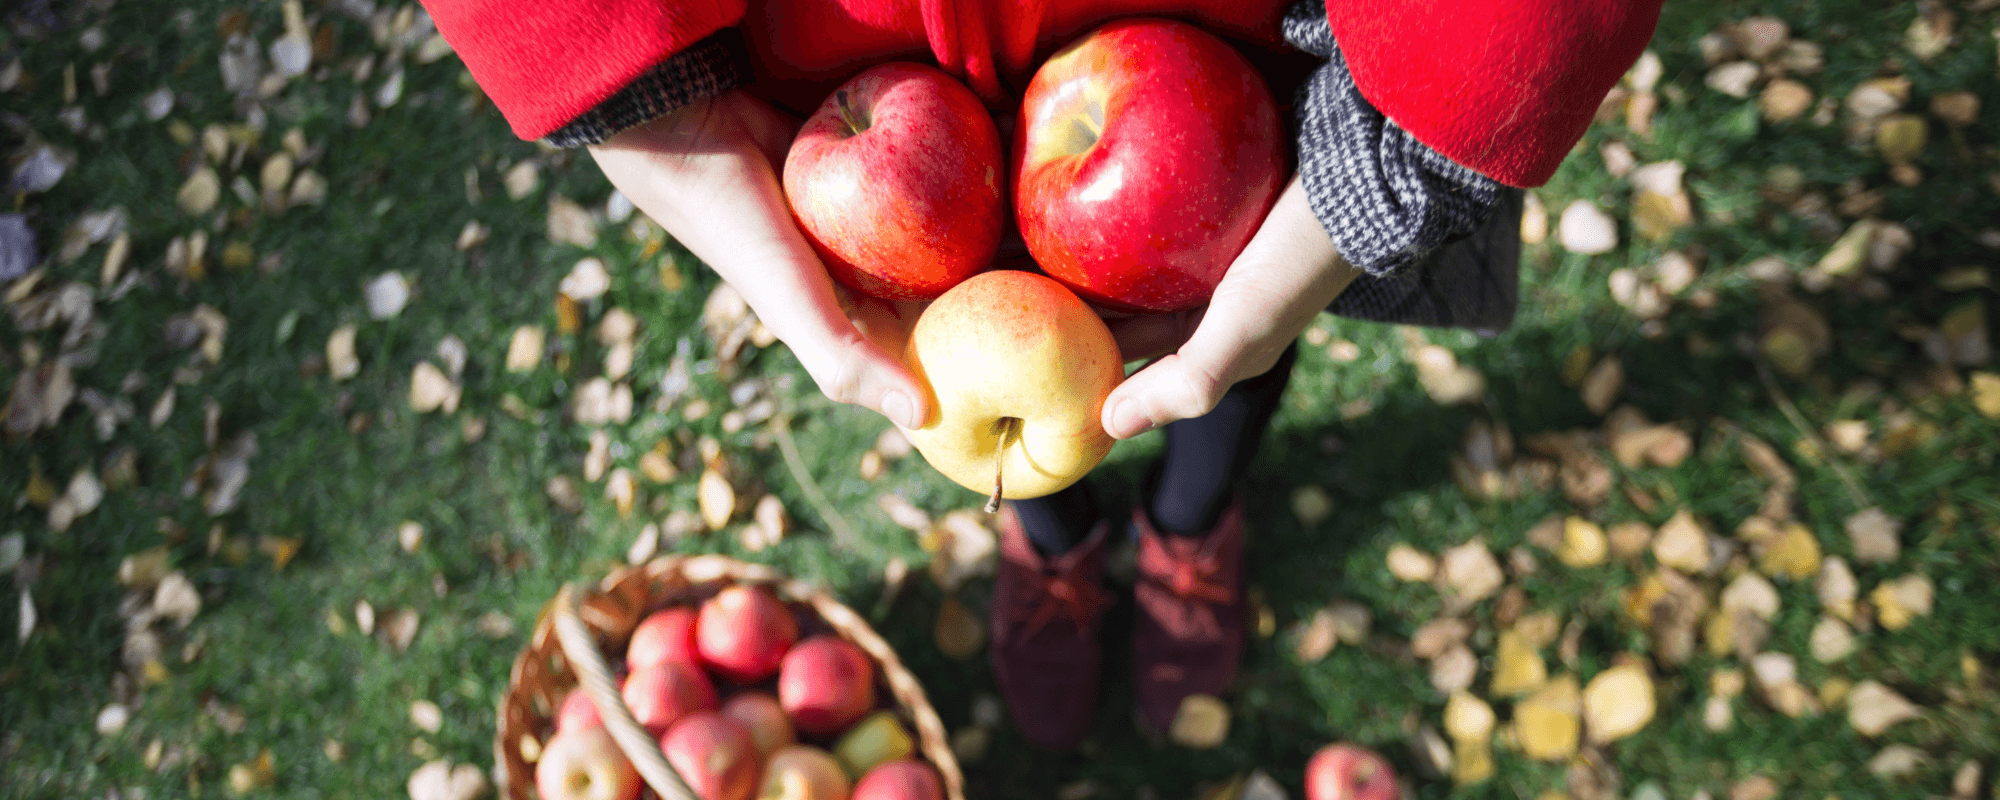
1015,342 -> 1299,554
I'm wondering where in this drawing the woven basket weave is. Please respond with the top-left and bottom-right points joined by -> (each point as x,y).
495,554 -> 964,800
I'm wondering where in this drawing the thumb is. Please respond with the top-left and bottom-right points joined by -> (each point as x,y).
787,319 -> 931,431
1101,351 -> 1238,440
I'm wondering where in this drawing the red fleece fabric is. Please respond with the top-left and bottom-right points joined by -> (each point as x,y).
422,0 -> 1659,187
425,0 -> 747,141
1328,0 -> 1662,186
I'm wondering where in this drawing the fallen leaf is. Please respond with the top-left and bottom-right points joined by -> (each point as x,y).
1444,691 -> 1496,743
1514,674 -> 1582,761
1871,573 -> 1934,631
380,608 -> 420,652
1521,193 -> 1549,244
877,495 -> 932,531
1607,521 -> 1653,561
559,257 -> 611,301
1952,761 -> 1982,800
409,700 -> 443,733
1702,695 -> 1734,732
925,511 -> 997,591
408,362 -> 459,414
366,272 -> 412,320
1411,618 -> 1472,660
1437,539 -> 1504,609
1412,345 -> 1485,405
153,571 -> 201,628
1583,663 -> 1656,744
1491,629 -> 1548,696
1290,609 -> 1339,663
544,475 -> 583,514
1721,572 -> 1781,621
1818,556 -> 1858,620
1430,644 -> 1477,693
699,468 -> 735,530
1845,507 -> 1902,563
504,326 -> 544,373
1558,516 -> 1609,568
1972,372 -> 2000,418
503,161 -> 540,200
326,325 -> 360,381
1755,522 -> 1822,580
1870,745 -> 1928,780
547,195 -> 597,248
1875,114 -> 1928,164
1291,486 -> 1334,526
1760,79 -> 1814,121
1810,615 -> 1855,662
1629,162 -> 1694,241
227,749 -> 277,794
934,596 -> 984,659
407,759 -> 490,800
1557,200 -> 1618,254
605,468 -> 637,519
1387,544 -> 1437,582
398,521 -> 424,554
177,167 -> 221,215
1168,694 -> 1230,749
1848,680 -> 1922,736
1412,726 -> 1454,779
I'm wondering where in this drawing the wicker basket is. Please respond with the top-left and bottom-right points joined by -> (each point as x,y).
495,554 -> 964,800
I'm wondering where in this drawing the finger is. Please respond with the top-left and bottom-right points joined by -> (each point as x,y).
1101,176 -> 1355,438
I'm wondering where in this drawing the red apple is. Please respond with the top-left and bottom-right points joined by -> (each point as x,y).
556,687 -> 605,733
536,725 -> 642,800
850,759 -> 942,800
784,61 -> 1006,301
720,691 -> 795,757
779,635 -> 878,737
1014,18 -> 1285,312
627,606 -> 702,672
621,661 -> 719,737
697,585 -> 800,684
660,711 -> 759,800
757,745 -> 852,800
1305,743 -> 1400,800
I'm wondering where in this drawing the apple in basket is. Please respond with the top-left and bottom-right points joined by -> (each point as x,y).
757,744 -> 852,800
697,585 -> 800,683
1305,743 -> 1400,800
555,688 -> 604,733
779,635 -> 878,737
661,711 -> 760,800
622,660 -> 719,737
627,605 -> 702,671
851,759 -> 944,800
536,725 -> 642,800
720,691 -> 795,758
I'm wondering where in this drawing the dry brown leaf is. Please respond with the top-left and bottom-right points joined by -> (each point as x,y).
326,324 -> 360,381
1810,615 -> 1856,662
366,272 -> 412,320
934,596 -> 984,659
1630,162 -> 1694,242
1971,372 -> 2000,418
1290,608 -> 1339,663
1412,345 -> 1485,406
1437,539 -> 1504,609
1733,16 -> 1790,59
1583,663 -> 1656,744
546,195 -> 598,248
1936,301 -> 1990,366
1817,556 -> 1858,621
1430,644 -> 1478,694
926,511 -> 997,591
559,257 -> 611,302
1721,572 -> 1781,621
1848,680 -> 1922,736
1386,543 -> 1437,582
1652,510 -> 1711,574
503,161 -> 540,200
1705,61 -> 1759,98
1760,79 -> 1814,122
409,363 -> 459,414
1444,691 -> 1496,744
1411,617 -> 1472,659
178,167 -> 221,216
407,759 -> 490,800
381,608 -> 420,652
877,495 -> 932,531
1521,192 -> 1549,244
605,468 -> 637,519
1845,507 -> 1902,564
1607,521 -> 1653,561
544,475 -> 583,513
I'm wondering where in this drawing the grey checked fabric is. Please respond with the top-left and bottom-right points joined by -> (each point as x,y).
544,32 -> 747,148
1284,0 -> 1518,330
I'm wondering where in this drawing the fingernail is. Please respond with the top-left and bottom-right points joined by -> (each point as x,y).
882,391 -> 918,430
1108,399 -> 1153,439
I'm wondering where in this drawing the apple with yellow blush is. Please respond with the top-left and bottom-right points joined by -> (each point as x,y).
900,270 -> 1122,506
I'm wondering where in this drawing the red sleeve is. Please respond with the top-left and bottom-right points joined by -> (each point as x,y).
422,0 -> 747,141
1326,0 -> 1661,187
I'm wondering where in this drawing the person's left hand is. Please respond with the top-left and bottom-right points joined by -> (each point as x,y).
1097,174 -> 1359,439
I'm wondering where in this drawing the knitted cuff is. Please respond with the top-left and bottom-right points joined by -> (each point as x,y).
543,31 -> 749,148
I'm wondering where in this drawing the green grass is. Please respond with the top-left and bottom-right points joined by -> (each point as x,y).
5,0 -> 2000,798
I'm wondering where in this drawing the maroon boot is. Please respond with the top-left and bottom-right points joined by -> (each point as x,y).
1130,496 -> 1248,736
990,505 -> 1115,751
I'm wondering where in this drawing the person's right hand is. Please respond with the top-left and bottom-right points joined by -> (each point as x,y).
587,89 -> 931,430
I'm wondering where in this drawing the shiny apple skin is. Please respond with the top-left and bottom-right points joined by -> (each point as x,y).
1015,18 -> 1285,313
785,62 -> 1007,301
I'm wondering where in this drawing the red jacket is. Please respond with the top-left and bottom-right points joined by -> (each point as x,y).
425,0 -> 1658,187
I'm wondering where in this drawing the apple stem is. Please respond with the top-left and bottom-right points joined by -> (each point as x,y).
985,417 -> 1020,514
835,90 -> 868,136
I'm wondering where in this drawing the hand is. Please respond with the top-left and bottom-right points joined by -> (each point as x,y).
587,90 -> 931,429
1099,174 -> 1359,439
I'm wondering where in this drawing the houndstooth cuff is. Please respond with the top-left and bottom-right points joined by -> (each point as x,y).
1283,0 -> 1514,329
543,31 -> 748,148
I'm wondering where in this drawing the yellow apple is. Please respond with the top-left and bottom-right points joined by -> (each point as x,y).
902,270 -> 1121,504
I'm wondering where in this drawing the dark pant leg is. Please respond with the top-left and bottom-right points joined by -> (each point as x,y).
1146,343 -> 1299,537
